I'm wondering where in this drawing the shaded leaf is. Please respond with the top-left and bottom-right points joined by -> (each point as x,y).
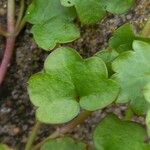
41,137 -> 86,150
93,114 -> 149,150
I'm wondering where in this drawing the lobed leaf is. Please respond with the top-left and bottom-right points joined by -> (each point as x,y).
112,41 -> 150,114
25,0 -> 79,51
28,47 -> 119,124
28,72 -> 79,124
93,114 -> 149,150
41,137 -> 86,150
31,17 -> 80,50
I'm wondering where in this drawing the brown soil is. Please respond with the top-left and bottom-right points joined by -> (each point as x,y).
0,0 -> 150,149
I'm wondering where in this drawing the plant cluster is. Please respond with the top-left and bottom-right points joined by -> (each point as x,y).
1,0 -> 150,150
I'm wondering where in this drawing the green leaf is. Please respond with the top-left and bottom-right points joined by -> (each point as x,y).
93,114 -> 149,150
31,17 -> 80,50
100,0 -> 135,15
44,47 -> 119,111
95,49 -> 119,76
112,41 -> 150,114
28,73 -> 80,124
109,23 -> 135,52
74,0 -> 106,24
41,137 -> 86,150
26,0 -> 76,24
25,0 -> 79,51
28,47 -> 119,123
60,0 -> 75,7
0,144 -> 13,150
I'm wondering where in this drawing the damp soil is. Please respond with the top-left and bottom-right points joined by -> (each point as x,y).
0,0 -> 150,149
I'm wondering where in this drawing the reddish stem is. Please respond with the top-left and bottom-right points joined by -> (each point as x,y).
0,0 -> 16,85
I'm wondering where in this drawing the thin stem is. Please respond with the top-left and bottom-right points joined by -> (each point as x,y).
33,111 -> 92,150
0,0 -> 15,85
25,121 -> 41,150
141,18 -> 150,37
15,0 -> 25,31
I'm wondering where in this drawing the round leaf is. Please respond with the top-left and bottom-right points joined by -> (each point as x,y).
93,114 -> 149,150
41,137 -> 86,150
28,47 -> 119,124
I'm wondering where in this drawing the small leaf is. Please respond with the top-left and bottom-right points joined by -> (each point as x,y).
31,17 -> 80,50
60,0 -> 75,7
74,0 -> 106,24
112,41 -> 150,114
109,23 -> 135,52
93,114 -> 149,150
41,137 -> 86,150
100,0 -> 135,15
28,47 -> 119,123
